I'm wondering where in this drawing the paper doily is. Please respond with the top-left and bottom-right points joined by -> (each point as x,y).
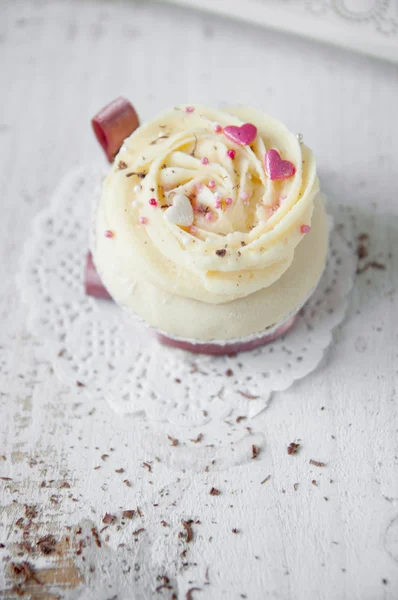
18,166 -> 356,439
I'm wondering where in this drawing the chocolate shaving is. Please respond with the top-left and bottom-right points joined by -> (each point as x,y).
123,479 -> 132,487
210,487 -> 220,496
190,133 -> 198,157
10,561 -> 41,584
60,481 -> 70,488
215,249 -> 226,257
293,483 -> 299,491
122,510 -> 135,520
312,479 -> 318,486
309,459 -> 326,467
190,434 -> 203,444
36,534 -> 57,555
182,520 -> 194,542
156,584 -> 173,592
137,507 -> 143,517
1,477 -> 12,481
168,435 -> 179,447
132,528 -> 145,536
101,454 -> 109,461
261,475 -> 271,484
24,505 -> 38,519
150,135 -> 169,145
357,261 -> 386,275
102,513 -> 116,525
117,160 -> 128,170
143,462 -> 152,472
238,391 -> 259,400
91,527 -> 101,547
287,442 -> 300,455
232,528 -> 239,534
236,416 -> 247,423
115,468 -> 124,474
76,380 -> 85,387
186,588 -> 201,600
126,171 -> 147,179
161,520 -> 169,527
252,445 -> 260,459
357,245 -> 368,260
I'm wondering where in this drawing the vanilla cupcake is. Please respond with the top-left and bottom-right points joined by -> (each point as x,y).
91,103 -> 328,354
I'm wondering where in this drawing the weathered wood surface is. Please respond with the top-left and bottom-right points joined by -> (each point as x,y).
0,1 -> 398,598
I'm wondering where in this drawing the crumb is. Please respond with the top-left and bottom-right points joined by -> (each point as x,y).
287,442 -> 300,455
252,445 -> 260,459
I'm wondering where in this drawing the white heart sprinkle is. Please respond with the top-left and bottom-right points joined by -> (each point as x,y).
165,194 -> 194,226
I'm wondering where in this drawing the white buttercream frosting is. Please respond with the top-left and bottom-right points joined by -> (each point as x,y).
96,105 -> 319,304
93,105 -> 328,341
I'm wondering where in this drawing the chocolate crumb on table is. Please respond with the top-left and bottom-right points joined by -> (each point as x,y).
309,459 -> 327,467
10,561 -> 41,584
186,588 -> 202,600
236,415 -> 247,423
209,487 -> 220,496
181,520 -> 194,542
252,445 -> 260,459
190,433 -> 203,443
142,462 -> 152,472
168,435 -> 179,447
122,510 -> 135,520
102,513 -> 116,524
261,475 -> 271,484
287,442 -> 300,455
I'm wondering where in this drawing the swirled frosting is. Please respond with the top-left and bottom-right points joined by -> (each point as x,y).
96,105 -> 320,304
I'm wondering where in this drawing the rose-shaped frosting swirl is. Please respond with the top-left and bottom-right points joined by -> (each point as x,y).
97,105 -> 319,304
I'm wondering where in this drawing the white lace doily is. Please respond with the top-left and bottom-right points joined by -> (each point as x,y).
18,166 -> 356,441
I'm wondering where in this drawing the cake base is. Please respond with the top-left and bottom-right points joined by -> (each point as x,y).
156,315 -> 297,356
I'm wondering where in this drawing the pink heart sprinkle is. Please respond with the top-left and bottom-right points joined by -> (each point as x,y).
264,149 -> 296,181
224,123 -> 257,146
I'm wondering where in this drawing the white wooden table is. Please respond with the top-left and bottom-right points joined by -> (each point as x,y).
1,1 -> 398,598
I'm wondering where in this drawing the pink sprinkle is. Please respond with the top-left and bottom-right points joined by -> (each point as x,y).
190,225 -> 197,234
139,216 -> 148,225
205,212 -> 214,222
149,198 -> 157,206
225,197 -> 233,206
104,230 -> 114,238
208,180 -> 216,190
301,224 -> 311,234
215,198 -> 222,209
185,106 -> 195,113
240,191 -> 249,202
227,149 -> 236,160
213,124 -> 223,133
280,195 -> 287,202
201,157 -> 209,165
195,182 -> 204,191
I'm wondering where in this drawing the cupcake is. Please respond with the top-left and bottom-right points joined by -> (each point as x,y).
90,100 -> 328,355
